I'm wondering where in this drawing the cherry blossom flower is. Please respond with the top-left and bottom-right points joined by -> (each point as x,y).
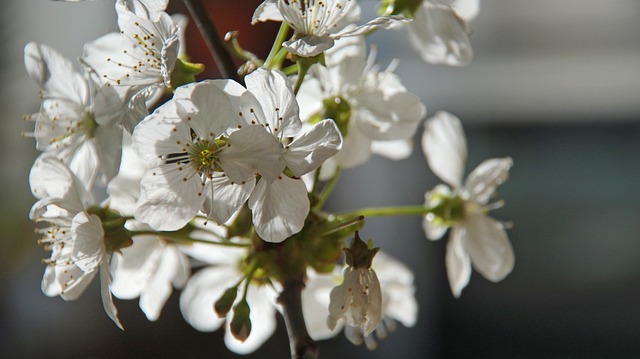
239,69 -> 342,242
297,37 -> 425,178
179,232 -> 279,355
29,155 -> 122,329
132,85 -> 283,232
406,0 -> 479,66
304,251 -> 417,347
133,68 -> 340,241
24,42 -> 123,186
81,0 -> 181,130
422,111 -> 514,297
252,0 -> 407,57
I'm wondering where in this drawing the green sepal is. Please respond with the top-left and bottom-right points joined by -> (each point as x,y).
170,58 -> 205,90
86,206 -> 133,253
344,231 -> 379,269
226,204 -> 253,239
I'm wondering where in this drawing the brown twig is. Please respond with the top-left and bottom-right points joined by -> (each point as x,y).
278,276 -> 319,359
182,0 -> 239,82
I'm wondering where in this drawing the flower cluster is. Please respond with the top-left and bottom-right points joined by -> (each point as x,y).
24,0 -> 513,357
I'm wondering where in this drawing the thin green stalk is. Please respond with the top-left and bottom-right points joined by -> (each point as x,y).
337,205 -> 435,218
312,168 -> 341,211
264,22 -> 290,69
129,230 -> 250,247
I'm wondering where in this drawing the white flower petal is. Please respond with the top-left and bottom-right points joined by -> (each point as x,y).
173,80 -> 239,137
70,213 -> 105,274
202,176 -> 255,225
422,111 -> 467,188
251,0 -> 282,24
100,258 -> 124,329
283,36 -> 335,58
245,69 -> 301,137
303,270 -> 342,340
446,226 -> 472,297
440,0 -> 480,21
24,42 -> 88,107
135,164 -> 204,231
333,15 -> 409,38
139,241 -> 188,321
110,235 -> 163,300
464,157 -> 513,205
461,213 -> 515,283
220,125 -> 284,183
370,139 -> 413,160
354,90 -> 425,141
180,266 -> 236,332
122,0 -> 169,21
283,119 -> 342,177
249,176 -> 309,243
408,2 -> 473,66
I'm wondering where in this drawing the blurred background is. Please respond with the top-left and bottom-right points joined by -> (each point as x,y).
2,0 -> 640,358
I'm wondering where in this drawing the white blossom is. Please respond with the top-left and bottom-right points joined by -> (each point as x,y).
81,0 -> 181,130
252,0 -> 407,57
179,235 -> 278,355
422,111 -> 514,297
304,251 -> 417,347
298,37 -> 425,178
327,266 -> 382,337
29,155 -> 122,329
24,42 -> 123,186
132,84 -> 283,232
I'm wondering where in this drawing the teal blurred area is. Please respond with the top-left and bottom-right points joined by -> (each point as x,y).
2,1 -> 640,358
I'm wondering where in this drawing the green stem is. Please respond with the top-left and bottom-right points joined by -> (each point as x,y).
337,205 -> 435,218
264,23 -> 290,69
293,58 -> 313,95
312,168 -> 341,211
129,230 -> 249,247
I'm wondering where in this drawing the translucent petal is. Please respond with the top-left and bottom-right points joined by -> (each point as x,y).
462,213 -> 515,282
464,157 -> 513,205
283,119 -> 342,177
408,2 -> 473,66
220,125 -> 284,183
135,164 -> 204,231
100,259 -> 123,329
245,69 -> 301,138
422,111 -> 467,188
70,213 -> 105,274
179,266 -> 236,332
446,226 -> 472,297
249,176 -> 309,243
202,176 -> 255,225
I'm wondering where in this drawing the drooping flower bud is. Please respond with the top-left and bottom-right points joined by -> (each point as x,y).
214,286 -> 239,318
230,299 -> 252,342
327,232 -> 382,336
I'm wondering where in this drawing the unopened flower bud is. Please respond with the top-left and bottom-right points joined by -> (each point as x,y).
214,286 -> 238,317
230,299 -> 252,342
